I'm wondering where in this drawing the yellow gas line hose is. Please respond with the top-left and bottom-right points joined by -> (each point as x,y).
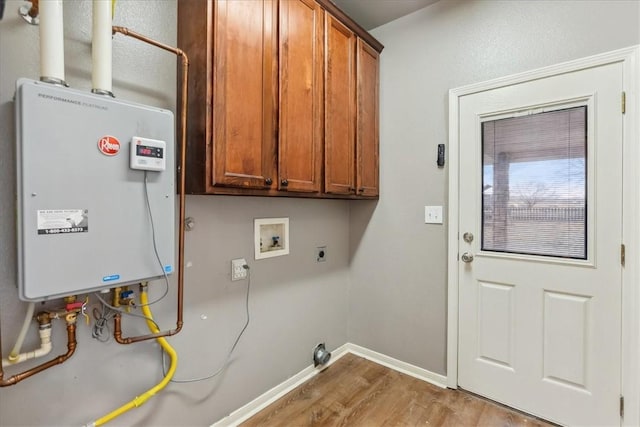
88,289 -> 177,426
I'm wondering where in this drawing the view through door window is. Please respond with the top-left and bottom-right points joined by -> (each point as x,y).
482,107 -> 587,259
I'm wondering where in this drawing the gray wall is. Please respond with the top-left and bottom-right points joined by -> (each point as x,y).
0,1 -> 349,425
2,0 -> 639,425
348,0 -> 640,375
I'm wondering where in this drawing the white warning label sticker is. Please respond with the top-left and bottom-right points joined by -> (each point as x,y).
37,209 -> 89,235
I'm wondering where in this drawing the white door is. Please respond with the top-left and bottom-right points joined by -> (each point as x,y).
457,61 -> 623,426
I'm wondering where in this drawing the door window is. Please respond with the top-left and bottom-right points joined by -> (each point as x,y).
481,107 -> 587,259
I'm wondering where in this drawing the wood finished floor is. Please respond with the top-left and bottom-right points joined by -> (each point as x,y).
241,353 -> 555,427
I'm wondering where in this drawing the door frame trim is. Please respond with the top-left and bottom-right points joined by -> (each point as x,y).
446,45 -> 640,426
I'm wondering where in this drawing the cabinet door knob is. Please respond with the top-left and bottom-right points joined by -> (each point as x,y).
358,188 -> 365,193
265,178 -> 272,186
281,179 -> 288,186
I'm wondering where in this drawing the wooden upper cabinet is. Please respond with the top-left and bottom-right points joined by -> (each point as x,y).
324,14 -> 356,195
177,0 -> 382,198
278,0 -> 324,193
356,39 -> 380,197
212,0 -> 277,189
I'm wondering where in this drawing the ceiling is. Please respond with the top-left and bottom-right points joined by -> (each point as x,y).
331,0 -> 439,30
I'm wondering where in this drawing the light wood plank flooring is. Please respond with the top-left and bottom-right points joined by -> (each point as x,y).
241,353 -> 555,427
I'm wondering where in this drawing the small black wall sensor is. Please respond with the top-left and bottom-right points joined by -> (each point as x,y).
437,144 -> 445,167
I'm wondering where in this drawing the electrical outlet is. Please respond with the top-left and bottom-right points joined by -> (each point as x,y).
231,258 -> 247,281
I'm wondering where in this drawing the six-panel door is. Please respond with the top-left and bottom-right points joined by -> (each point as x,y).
458,61 -> 624,426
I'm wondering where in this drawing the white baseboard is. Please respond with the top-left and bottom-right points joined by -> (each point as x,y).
344,343 -> 447,389
210,344 -> 350,427
210,343 -> 447,427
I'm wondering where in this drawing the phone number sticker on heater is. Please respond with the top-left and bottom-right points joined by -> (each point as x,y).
37,209 -> 89,235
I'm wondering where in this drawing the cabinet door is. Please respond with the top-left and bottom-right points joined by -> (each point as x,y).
356,39 -> 379,197
213,0 -> 277,189
278,0 -> 324,193
324,14 -> 356,195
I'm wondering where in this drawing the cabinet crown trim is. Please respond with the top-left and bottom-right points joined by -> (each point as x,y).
317,0 -> 384,53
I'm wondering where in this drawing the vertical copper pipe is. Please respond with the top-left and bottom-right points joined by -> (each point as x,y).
0,317 -> 77,387
110,26 -> 188,344
113,314 -> 123,343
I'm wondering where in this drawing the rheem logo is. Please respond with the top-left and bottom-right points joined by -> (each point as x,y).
98,136 -> 120,156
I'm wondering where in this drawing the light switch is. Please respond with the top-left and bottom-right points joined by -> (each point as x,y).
425,206 -> 443,224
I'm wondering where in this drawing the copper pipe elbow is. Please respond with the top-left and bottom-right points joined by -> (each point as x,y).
1,322 -> 77,387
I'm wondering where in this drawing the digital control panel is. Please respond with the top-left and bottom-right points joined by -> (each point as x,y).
130,136 -> 166,171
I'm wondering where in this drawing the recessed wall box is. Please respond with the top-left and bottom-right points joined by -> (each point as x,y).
254,218 -> 289,260
15,78 -> 175,301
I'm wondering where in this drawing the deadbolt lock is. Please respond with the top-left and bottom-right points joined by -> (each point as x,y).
463,232 -> 474,243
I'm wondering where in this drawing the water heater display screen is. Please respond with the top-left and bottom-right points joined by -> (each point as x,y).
130,136 -> 167,171
137,145 -> 163,158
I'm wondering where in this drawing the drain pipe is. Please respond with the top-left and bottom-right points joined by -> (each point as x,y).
2,313 -> 53,368
0,312 -> 78,387
39,0 -> 66,86
91,0 -> 113,96
6,302 -> 35,362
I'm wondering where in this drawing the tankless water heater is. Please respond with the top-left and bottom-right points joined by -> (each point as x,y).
15,78 -> 175,301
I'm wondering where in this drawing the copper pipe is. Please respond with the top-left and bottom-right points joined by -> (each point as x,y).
29,0 -> 39,18
113,313 -> 123,343
111,26 -> 188,344
0,316 -> 77,387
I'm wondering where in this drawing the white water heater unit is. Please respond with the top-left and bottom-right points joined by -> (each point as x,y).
15,78 -> 175,301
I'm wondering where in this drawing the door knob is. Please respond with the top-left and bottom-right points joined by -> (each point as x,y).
461,252 -> 474,263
